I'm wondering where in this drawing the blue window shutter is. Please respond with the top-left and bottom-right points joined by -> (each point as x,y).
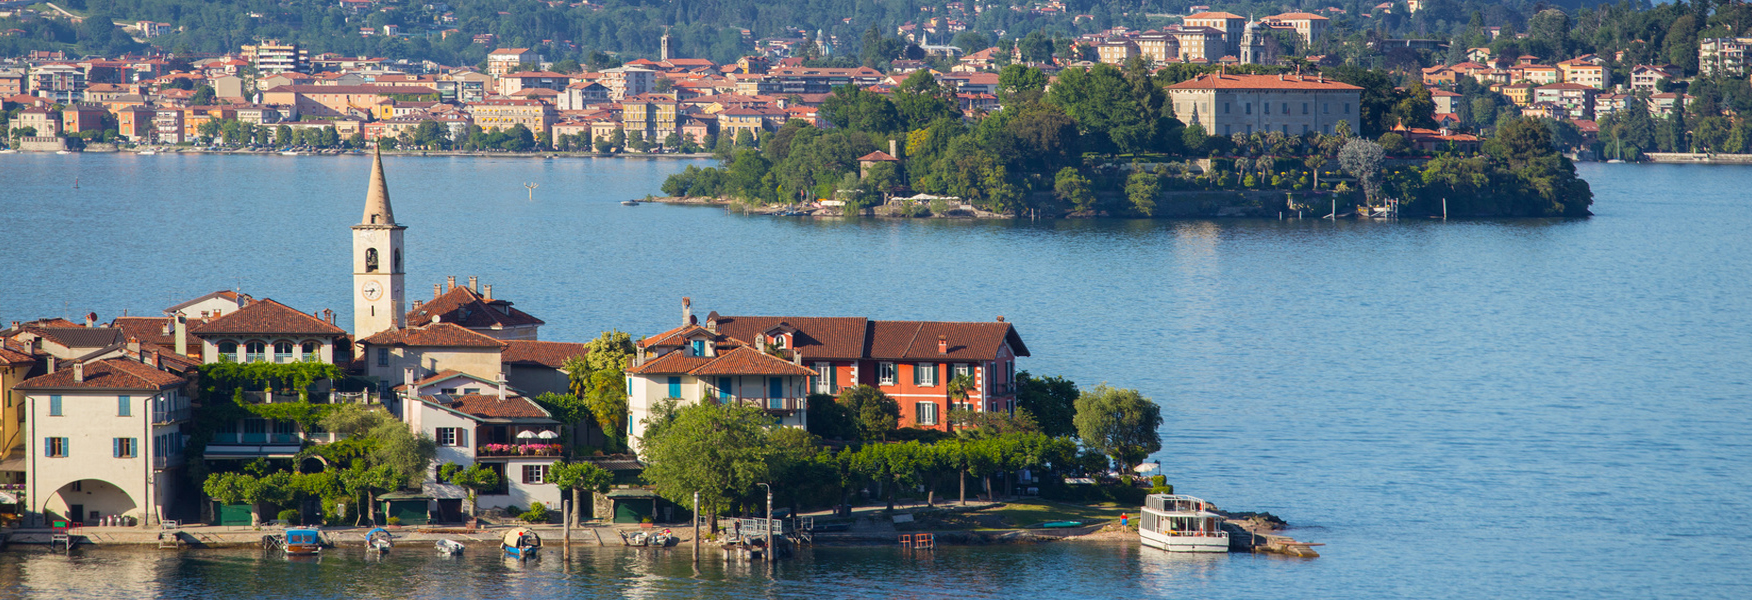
44,438 -> 50,456
118,395 -> 131,417
667,376 -> 681,399
49,395 -> 62,416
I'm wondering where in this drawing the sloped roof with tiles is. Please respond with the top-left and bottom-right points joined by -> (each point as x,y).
21,326 -> 124,348
502,340 -> 590,368
709,315 -> 870,359
407,285 -> 545,330
359,323 -> 507,348
16,357 -> 186,391
687,346 -> 816,376
867,320 -> 1029,360
190,298 -> 346,336
427,394 -> 553,421
1167,73 -> 1361,91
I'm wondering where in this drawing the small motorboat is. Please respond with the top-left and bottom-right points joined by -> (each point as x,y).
365,527 -> 393,552
1040,521 -> 1084,528
621,199 -> 640,206
435,539 -> 466,556
137,150 -> 156,155
1138,494 -> 1229,553
283,528 -> 323,556
55,150 -> 71,155
648,530 -> 675,547
502,527 -> 541,560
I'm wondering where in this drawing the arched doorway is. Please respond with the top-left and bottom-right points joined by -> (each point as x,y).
44,479 -> 137,526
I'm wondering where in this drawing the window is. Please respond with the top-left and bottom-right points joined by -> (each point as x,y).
436,427 -> 464,446
274,341 -> 294,363
812,362 -> 833,394
1303,102 -> 1309,114
393,249 -> 402,273
1283,103 -> 1289,114
218,341 -> 238,361
440,388 -> 458,395
522,464 -> 548,484
771,335 -> 786,348
1345,102 -> 1351,114
915,363 -> 938,387
1262,101 -> 1269,115
915,402 -> 939,426
463,388 -> 480,395
1245,102 -> 1252,115
952,401 -> 975,414
1323,103 -> 1329,114
377,348 -> 389,367
114,437 -> 137,458
1223,102 -> 1230,114
691,339 -> 705,357
301,341 -> 320,360
245,341 -> 265,362
878,363 -> 897,386
954,364 -> 971,378
46,437 -> 68,457
365,247 -> 379,272
117,395 -> 131,417
49,395 -> 62,416
717,376 -> 735,401
667,376 -> 682,399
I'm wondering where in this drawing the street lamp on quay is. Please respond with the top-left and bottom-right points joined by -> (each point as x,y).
756,483 -> 773,561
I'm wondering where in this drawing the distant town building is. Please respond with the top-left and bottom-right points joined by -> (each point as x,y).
1166,72 -> 1362,137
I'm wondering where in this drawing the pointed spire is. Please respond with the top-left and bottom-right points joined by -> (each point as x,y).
361,142 -> 395,226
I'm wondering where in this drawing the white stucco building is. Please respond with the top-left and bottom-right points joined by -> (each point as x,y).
398,370 -> 562,513
19,357 -> 190,527
1166,72 -> 1362,137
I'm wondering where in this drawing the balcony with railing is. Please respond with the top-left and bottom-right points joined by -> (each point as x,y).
475,443 -> 564,457
736,397 -> 806,415
152,407 -> 191,424
209,432 -> 303,445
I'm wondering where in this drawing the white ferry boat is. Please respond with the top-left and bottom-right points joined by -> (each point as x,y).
1138,494 -> 1229,553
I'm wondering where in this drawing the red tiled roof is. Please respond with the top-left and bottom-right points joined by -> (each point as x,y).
1185,11 -> 1244,19
688,346 -> 816,376
429,394 -> 553,420
1167,73 -> 1362,91
1265,12 -> 1330,20
408,285 -> 545,330
111,316 -> 178,349
502,340 -> 590,368
190,298 -> 345,336
20,326 -> 124,348
263,85 -> 438,95
0,339 -> 32,365
858,151 -> 899,162
710,316 -> 870,359
623,350 -> 714,374
359,323 -> 507,348
866,320 -> 1029,360
16,357 -> 185,391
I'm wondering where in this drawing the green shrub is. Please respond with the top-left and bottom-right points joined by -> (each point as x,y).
1150,475 -> 1166,487
386,516 -> 402,526
1148,485 -> 1173,495
277,509 -> 301,524
520,502 -> 549,524
504,505 -> 523,517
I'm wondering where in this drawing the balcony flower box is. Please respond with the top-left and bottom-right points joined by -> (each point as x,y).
476,443 -> 563,457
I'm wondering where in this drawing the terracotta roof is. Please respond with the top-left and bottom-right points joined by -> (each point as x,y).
16,357 -> 185,391
394,369 -> 504,391
21,326 -> 124,348
1265,12 -> 1330,20
1167,73 -> 1362,91
501,340 -> 590,368
164,290 -> 246,314
709,316 -> 870,359
428,394 -> 553,420
623,350 -> 714,374
263,85 -> 438,95
858,151 -> 899,162
190,298 -> 346,336
866,320 -> 1030,360
359,323 -> 507,348
111,316 -> 178,349
407,285 -> 545,330
1185,11 -> 1244,19
687,346 -> 816,376
0,339 -> 32,365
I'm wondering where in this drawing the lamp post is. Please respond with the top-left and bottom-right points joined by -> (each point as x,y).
757,483 -> 773,562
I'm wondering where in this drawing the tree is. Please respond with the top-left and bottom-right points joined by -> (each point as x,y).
562,330 -> 635,449
1054,167 -> 1095,212
1339,138 -> 1386,205
1016,372 -> 1079,438
440,463 -> 500,517
805,393 -> 859,440
837,385 -> 899,440
550,460 -> 612,528
1072,385 -> 1163,472
639,402 -> 777,531
1125,171 -> 1160,216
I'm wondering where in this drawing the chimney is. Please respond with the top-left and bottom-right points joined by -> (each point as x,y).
446,275 -> 456,292
682,297 -> 692,326
201,310 -> 210,319
792,350 -> 802,366
148,351 -> 160,368
498,373 -> 509,398
411,300 -> 424,311
484,285 -> 492,301
73,361 -> 84,382
889,138 -> 898,158
213,309 -> 222,318
175,313 -> 188,356
47,356 -> 57,373
85,312 -> 97,328
127,338 -> 141,354
434,284 -> 441,299
468,276 -> 478,292
938,335 -> 948,355
403,366 -> 415,390
996,315 -> 1005,322
323,309 -> 334,324
705,317 -> 717,333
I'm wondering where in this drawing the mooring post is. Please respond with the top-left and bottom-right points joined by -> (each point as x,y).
693,491 -> 701,563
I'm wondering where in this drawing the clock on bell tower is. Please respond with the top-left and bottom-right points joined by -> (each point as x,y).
352,144 -> 406,341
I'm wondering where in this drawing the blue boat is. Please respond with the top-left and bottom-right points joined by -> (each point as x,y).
502,527 -> 541,560
283,528 -> 323,556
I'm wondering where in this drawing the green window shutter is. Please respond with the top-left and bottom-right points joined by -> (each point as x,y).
932,363 -> 941,387
912,364 -> 920,386
829,364 -> 838,391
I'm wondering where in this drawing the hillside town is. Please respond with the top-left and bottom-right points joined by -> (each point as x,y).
0,3 -> 1738,157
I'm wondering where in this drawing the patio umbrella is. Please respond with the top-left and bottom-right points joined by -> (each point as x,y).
516,430 -> 536,443
537,430 -> 558,440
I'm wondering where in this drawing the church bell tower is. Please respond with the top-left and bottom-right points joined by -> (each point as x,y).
352,144 -> 406,340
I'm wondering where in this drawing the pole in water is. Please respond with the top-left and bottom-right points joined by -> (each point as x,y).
523,182 -> 539,201
693,491 -> 700,563
1442,197 -> 1448,220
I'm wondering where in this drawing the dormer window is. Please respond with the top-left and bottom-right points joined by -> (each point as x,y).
691,339 -> 705,357
771,335 -> 786,348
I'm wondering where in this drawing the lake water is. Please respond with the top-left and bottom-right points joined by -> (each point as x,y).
2,154 -> 1749,599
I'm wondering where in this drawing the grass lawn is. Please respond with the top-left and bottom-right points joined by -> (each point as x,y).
978,499 -> 1131,530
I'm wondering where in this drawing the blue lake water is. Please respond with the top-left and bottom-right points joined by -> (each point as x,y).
1,154 -> 1749,598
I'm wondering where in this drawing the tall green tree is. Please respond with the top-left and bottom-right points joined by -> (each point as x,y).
640,402 -> 778,531
1072,385 -> 1163,472
1016,372 -> 1079,438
